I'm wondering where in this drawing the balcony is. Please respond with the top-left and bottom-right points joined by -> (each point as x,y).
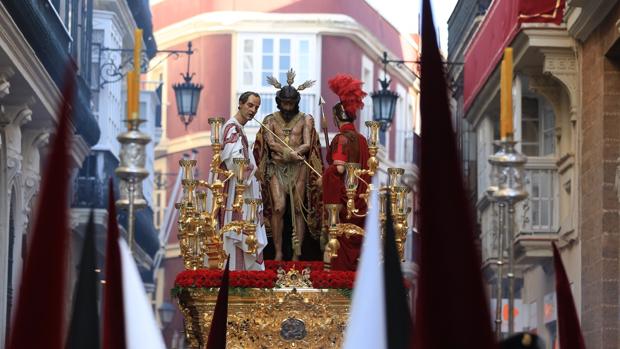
71,175 -> 160,270
514,159 -> 559,265
72,176 -> 107,209
479,159 -> 559,269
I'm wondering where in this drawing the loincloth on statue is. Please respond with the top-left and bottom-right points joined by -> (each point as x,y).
266,160 -> 306,209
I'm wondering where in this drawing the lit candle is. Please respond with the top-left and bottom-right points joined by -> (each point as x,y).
500,47 -> 513,139
130,28 -> 143,121
126,71 -> 135,122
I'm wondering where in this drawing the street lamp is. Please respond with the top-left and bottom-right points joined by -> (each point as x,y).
95,40 -> 202,129
371,52 -> 399,131
158,301 -> 176,326
172,42 -> 203,129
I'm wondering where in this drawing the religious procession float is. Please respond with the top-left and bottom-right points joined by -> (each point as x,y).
172,72 -> 413,348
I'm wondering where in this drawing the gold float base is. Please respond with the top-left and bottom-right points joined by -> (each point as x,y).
177,287 -> 351,348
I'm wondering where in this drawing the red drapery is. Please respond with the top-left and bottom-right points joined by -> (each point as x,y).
464,0 -> 566,112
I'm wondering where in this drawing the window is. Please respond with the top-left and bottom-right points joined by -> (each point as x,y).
395,84 -> 413,163
48,0 -> 78,37
91,29 -> 104,91
360,55 -> 374,126
521,96 -> 555,157
237,34 -> 318,128
78,154 -> 97,178
524,168 -> 556,232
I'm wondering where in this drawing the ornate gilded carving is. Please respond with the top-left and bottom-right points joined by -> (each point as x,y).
275,267 -> 312,288
177,288 -> 350,349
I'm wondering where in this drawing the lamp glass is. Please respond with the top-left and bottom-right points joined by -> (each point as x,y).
173,81 -> 203,117
371,88 -> 399,127
158,301 -> 176,325
344,163 -> 360,190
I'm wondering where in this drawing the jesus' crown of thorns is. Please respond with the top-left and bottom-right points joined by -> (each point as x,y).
266,68 -> 316,91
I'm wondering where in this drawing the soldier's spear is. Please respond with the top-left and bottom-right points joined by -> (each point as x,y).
319,97 -> 330,148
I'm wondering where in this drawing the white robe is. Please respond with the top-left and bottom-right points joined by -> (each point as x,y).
212,117 -> 267,270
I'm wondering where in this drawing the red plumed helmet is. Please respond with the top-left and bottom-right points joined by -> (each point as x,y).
328,74 -> 367,119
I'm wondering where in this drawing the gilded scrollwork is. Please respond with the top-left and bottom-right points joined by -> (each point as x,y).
177,288 -> 350,349
275,267 -> 313,288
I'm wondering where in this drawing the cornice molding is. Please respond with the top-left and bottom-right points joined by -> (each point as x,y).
0,3 -> 60,122
165,242 -> 180,258
568,0 -> 619,42
155,131 -> 212,156
154,12 -> 416,86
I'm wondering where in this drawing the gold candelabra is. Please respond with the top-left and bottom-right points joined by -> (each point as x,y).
380,168 -> 411,259
340,121 -> 381,219
175,117 -> 261,270
323,166 -> 412,264
322,120 -> 412,264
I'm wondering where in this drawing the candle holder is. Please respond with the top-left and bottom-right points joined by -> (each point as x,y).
232,158 -> 249,211
377,169 -> 412,261
365,121 -> 381,176
390,186 -> 410,258
208,117 -> 225,169
244,198 -> 262,254
344,163 -> 362,218
343,160 -> 378,219
324,204 -> 343,264
388,167 -> 404,188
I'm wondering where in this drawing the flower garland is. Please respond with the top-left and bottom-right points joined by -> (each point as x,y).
174,262 -> 356,290
175,269 -> 278,289
309,271 -> 355,289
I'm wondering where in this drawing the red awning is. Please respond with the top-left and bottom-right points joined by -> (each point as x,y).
463,0 -> 566,112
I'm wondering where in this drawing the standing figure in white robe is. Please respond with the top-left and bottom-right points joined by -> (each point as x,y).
217,91 -> 267,270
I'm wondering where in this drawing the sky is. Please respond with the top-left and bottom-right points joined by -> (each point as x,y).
366,0 -> 459,52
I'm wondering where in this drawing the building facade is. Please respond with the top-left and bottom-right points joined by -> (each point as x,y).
0,0 -> 100,344
0,0 -> 164,344
149,0 -> 420,346
450,0 -> 620,347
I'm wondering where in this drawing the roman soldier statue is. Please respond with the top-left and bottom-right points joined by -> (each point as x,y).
323,74 -> 370,270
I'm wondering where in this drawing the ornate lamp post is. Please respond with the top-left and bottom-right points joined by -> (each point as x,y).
172,42 -> 203,129
371,52 -> 399,131
158,301 -> 176,326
